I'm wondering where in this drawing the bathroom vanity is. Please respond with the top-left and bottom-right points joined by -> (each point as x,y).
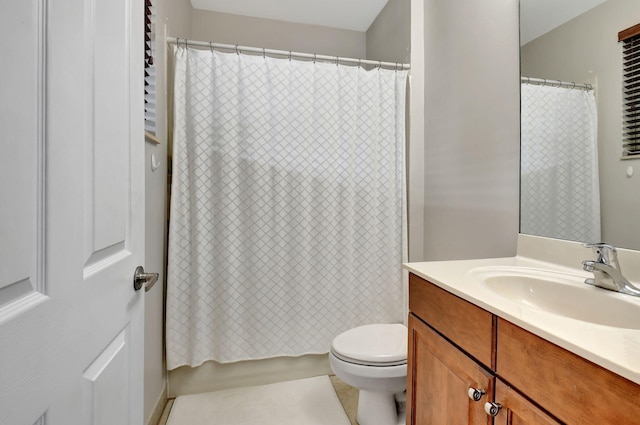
405,236 -> 640,425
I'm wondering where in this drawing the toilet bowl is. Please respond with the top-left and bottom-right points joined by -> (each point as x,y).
329,323 -> 408,425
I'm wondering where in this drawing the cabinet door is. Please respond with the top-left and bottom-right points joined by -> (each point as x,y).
494,380 -> 560,425
497,318 -> 640,424
409,274 -> 495,368
407,314 -> 494,425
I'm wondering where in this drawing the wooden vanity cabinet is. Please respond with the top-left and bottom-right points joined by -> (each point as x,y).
408,274 -> 496,425
497,318 -> 640,425
408,272 -> 640,425
408,314 -> 494,425
408,274 -> 495,368
493,380 -> 560,425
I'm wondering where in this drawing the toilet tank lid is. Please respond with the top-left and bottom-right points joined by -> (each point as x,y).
332,323 -> 408,364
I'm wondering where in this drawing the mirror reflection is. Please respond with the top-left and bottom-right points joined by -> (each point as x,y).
520,0 -> 640,250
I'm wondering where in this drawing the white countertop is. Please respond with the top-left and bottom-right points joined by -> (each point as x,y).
403,235 -> 640,385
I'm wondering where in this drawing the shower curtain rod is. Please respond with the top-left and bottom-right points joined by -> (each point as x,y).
521,76 -> 593,90
167,37 -> 410,70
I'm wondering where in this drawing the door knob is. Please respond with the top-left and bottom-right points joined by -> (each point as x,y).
484,402 -> 502,417
468,387 -> 485,401
133,266 -> 159,292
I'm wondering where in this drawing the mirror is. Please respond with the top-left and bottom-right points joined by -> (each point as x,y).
520,0 -> 640,250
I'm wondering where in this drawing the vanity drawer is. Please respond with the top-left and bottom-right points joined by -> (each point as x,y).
409,273 -> 495,368
497,318 -> 640,425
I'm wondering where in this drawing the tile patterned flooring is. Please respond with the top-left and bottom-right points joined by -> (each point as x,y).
156,375 -> 358,425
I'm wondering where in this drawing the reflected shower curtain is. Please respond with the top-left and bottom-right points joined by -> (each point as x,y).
520,84 -> 600,242
166,46 -> 408,368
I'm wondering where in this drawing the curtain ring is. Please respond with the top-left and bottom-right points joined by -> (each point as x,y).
378,60 -> 382,69
313,53 -> 316,64
288,50 -> 292,61
571,82 -> 576,90
542,78 -> 547,86
358,58 -> 362,68
336,56 -> 339,66
263,47 -> 266,59
236,44 -> 240,55
209,41 -> 214,52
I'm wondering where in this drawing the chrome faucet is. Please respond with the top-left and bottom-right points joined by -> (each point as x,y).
582,243 -> 640,297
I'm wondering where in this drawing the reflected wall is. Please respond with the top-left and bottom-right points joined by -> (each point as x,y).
521,0 -> 640,250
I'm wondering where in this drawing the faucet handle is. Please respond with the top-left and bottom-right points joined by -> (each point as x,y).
582,243 -> 618,266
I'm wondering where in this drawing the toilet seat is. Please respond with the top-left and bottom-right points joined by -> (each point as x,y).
331,324 -> 407,367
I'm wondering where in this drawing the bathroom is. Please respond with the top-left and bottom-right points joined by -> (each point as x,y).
146,0 -> 640,423
142,0 -> 508,422
147,1 -> 414,423
2,0 -> 640,424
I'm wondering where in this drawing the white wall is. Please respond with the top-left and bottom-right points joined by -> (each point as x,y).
144,0 -> 191,424
191,9 -> 366,59
521,0 -> 640,250
421,0 -> 520,260
409,0 -> 426,262
366,0 -> 425,261
366,0 -> 411,64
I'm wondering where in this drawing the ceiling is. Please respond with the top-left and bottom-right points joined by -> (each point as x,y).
191,0 -> 608,44
520,0 -> 607,45
190,0 -> 389,32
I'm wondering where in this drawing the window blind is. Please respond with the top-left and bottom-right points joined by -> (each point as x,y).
145,0 -> 156,135
620,23 -> 640,158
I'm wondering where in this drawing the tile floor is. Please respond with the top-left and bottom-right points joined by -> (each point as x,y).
157,375 -> 358,425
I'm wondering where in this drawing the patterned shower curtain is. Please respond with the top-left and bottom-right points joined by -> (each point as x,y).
166,46 -> 408,368
520,83 -> 600,243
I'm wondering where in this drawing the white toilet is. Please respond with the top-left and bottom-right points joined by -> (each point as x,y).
329,323 -> 408,425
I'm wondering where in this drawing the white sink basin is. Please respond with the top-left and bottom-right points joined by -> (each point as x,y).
467,266 -> 640,329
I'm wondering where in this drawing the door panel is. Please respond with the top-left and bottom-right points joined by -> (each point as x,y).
494,380 -> 560,425
0,0 -> 47,314
0,2 -> 50,422
407,314 -> 494,425
82,328 -> 132,425
90,0 -> 129,257
0,0 -> 145,423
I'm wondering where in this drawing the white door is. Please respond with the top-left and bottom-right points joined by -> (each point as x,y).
0,0 -> 145,423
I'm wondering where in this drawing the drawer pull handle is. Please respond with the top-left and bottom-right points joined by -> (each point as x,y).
467,387 -> 485,401
484,402 -> 502,417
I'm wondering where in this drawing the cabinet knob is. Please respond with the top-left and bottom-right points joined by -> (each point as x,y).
484,402 -> 502,417
467,387 -> 485,401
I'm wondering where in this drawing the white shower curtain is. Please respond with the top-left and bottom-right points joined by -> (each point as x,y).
166,46 -> 408,368
520,83 -> 600,243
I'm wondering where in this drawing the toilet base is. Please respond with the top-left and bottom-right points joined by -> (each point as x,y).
356,390 -> 400,425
